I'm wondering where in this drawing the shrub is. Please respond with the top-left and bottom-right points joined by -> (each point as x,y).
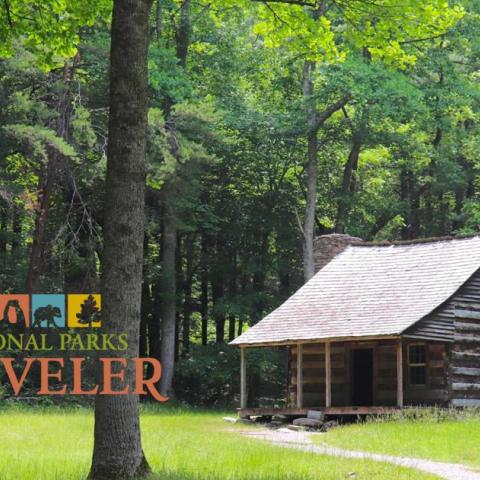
173,344 -> 287,407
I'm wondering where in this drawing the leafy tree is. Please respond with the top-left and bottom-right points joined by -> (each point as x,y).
0,0 -> 109,67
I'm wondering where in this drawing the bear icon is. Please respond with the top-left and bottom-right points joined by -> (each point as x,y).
32,305 -> 62,328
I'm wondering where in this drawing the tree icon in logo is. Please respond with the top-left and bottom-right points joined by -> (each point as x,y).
76,294 -> 101,328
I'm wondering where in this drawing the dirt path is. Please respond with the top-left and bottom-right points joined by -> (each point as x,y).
239,428 -> 480,480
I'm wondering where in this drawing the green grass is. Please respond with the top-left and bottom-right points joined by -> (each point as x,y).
317,416 -> 480,467
0,405 -> 438,480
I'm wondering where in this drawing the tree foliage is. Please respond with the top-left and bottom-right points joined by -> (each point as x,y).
0,0 -> 479,407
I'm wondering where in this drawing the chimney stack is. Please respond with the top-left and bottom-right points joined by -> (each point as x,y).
314,234 -> 362,273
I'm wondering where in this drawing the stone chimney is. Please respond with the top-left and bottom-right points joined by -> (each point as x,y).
314,234 -> 363,273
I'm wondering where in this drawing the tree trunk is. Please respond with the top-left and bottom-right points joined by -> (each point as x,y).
301,60 -> 350,282
25,163 -> 53,292
26,59 -> 77,293
175,0 -> 191,69
140,234 -> 152,358
0,203 -> 7,260
212,276 -> 225,343
11,204 -> 21,253
156,0 -> 191,392
302,60 -> 317,282
400,169 -> 421,240
140,281 -> 150,358
89,0 -> 152,478
155,0 -> 162,41
212,273 -> 225,344
200,235 -> 209,346
228,247 -> 237,341
237,275 -> 248,336
335,137 -> 361,233
163,0 -> 190,116
159,193 -> 177,397
182,234 -> 194,355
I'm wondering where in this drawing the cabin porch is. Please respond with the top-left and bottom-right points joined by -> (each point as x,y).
238,337 -> 449,419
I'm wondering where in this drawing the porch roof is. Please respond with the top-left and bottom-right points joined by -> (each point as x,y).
230,236 -> 480,347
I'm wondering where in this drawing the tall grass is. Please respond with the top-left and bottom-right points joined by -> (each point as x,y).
0,404 -> 438,480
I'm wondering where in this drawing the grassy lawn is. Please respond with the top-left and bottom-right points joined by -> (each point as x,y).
0,405 -> 438,480
317,417 -> 480,467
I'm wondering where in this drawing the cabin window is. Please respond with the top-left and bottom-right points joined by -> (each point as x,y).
408,344 -> 427,386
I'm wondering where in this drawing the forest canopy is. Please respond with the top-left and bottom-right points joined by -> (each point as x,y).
0,0 -> 479,400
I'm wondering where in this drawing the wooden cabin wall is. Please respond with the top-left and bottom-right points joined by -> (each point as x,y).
403,340 -> 449,406
375,341 -> 397,406
450,273 -> 480,407
289,343 -> 348,407
288,340 -> 449,407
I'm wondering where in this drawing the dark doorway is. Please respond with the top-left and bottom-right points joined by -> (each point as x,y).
352,348 -> 373,406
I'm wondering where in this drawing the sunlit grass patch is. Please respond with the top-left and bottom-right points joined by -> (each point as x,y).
0,404 -> 439,479
315,408 -> 480,467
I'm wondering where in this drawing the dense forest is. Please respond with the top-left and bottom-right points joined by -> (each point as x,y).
0,0 -> 479,404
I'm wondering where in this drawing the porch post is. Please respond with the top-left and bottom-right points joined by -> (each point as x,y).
325,341 -> 331,408
297,343 -> 303,408
396,338 -> 403,408
240,347 -> 247,409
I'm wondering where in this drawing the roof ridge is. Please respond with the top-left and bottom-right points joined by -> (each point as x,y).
352,234 -> 480,247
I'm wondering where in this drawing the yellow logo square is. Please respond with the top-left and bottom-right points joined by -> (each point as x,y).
68,294 -> 101,328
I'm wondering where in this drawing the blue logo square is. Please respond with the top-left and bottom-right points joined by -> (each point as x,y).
31,294 -> 66,328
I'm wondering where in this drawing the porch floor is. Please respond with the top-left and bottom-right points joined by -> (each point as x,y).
238,406 -> 401,418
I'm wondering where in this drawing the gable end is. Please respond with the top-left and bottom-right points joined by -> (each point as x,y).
404,268 -> 480,343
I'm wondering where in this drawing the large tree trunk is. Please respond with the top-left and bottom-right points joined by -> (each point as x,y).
159,195 -> 177,397
89,0 -> 152,478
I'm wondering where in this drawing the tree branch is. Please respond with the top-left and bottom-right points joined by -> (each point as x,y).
312,94 -> 350,133
3,0 -> 13,27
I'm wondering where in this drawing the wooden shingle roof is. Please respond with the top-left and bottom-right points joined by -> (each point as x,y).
230,236 -> 480,346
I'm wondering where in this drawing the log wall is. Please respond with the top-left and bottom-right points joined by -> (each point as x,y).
403,341 -> 449,405
288,339 -> 449,407
450,271 -> 480,407
289,343 -> 348,406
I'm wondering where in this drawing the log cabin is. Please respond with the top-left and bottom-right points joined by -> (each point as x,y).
230,234 -> 480,417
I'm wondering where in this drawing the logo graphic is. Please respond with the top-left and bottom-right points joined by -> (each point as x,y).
68,294 -> 102,328
0,293 -> 166,400
31,294 -> 66,328
0,295 -> 29,328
